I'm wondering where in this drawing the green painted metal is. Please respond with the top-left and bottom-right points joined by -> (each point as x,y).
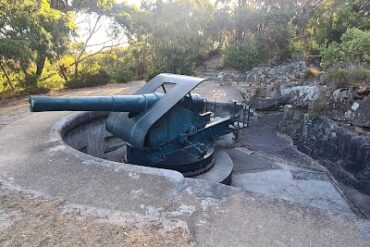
28,73 -> 239,175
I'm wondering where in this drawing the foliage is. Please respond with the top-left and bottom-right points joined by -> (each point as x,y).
303,0 -> 369,51
223,40 -> 268,71
62,46 -> 140,89
326,66 -> 370,88
96,48 -> 137,83
115,0 -> 215,76
321,28 -> 370,66
0,0 -> 369,96
0,0 -> 74,90
308,93 -> 329,119
65,69 -> 111,89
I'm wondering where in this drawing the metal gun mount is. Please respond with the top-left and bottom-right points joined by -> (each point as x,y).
30,74 -> 244,176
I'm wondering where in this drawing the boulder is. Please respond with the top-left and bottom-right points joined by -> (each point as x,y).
281,85 -> 321,108
244,60 -> 307,85
278,104 -> 305,137
326,88 -> 370,128
252,97 -> 285,111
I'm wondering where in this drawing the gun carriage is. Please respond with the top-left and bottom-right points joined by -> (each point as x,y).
30,74 -> 241,176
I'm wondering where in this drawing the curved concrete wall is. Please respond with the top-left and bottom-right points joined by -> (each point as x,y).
59,111 -> 124,159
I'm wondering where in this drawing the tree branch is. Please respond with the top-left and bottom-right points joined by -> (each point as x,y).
77,14 -> 103,62
0,61 -> 15,91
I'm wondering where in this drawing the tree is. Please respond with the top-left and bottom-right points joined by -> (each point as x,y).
0,0 -> 74,88
68,0 -> 122,80
115,0 -> 215,76
304,0 -> 370,50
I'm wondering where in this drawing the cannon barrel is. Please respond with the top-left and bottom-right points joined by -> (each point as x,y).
29,93 -> 161,113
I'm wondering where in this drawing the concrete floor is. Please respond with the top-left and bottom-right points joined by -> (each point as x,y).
228,112 -> 355,215
1,81 -> 370,246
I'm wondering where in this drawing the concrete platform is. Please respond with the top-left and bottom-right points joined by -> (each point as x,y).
1,81 -> 370,246
1,111 -> 370,246
226,147 -> 354,215
193,149 -> 233,185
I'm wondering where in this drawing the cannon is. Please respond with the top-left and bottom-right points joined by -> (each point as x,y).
29,74 -> 240,176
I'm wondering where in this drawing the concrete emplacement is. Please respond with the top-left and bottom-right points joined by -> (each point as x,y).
1,82 -> 370,246
58,110 -> 234,185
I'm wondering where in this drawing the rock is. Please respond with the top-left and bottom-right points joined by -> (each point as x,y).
198,59 -> 316,110
278,104 -> 305,137
293,115 -> 370,195
326,88 -> 370,128
281,85 -> 321,108
203,60 -> 308,87
252,97 -> 285,111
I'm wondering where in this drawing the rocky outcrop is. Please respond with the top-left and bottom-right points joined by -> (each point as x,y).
198,59 -> 326,110
249,84 -> 322,111
278,105 -> 305,137
252,97 -> 285,111
215,60 -> 308,86
326,88 -> 370,128
281,85 -> 321,108
244,60 -> 308,85
295,116 -> 370,195
279,106 -> 370,195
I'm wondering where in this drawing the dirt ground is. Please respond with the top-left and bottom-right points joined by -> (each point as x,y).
0,82 -> 196,247
0,81 -> 145,130
0,185 -> 195,247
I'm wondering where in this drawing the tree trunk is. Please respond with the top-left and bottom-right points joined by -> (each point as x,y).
35,55 -> 46,76
0,61 -> 14,90
59,64 -> 68,82
74,62 -> 79,79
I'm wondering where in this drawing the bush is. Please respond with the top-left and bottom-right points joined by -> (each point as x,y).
65,69 -> 111,89
96,48 -> 138,83
321,42 -> 342,67
321,28 -> 370,67
327,66 -> 370,89
223,40 -> 268,71
308,94 -> 328,119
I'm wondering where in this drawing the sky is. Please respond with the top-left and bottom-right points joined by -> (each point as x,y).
76,1 -> 142,51
76,13 -> 126,52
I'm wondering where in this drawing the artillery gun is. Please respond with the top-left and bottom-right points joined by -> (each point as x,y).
30,74 -> 241,176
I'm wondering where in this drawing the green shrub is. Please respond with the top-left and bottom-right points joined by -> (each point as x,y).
327,66 -> 370,89
96,49 -> 138,83
308,94 -> 328,119
223,40 -> 268,71
321,28 -> 370,67
308,101 -> 322,119
341,28 -> 370,62
22,75 -> 39,89
321,42 -> 342,67
65,69 -> 111,89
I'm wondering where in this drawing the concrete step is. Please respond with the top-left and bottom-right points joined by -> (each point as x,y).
192,149 -> 233,185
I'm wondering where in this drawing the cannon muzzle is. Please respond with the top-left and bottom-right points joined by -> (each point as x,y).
29,93 -> 161,113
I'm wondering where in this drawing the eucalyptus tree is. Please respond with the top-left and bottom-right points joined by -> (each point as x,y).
115,0 -> 216,76
0,0 -> 74,89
